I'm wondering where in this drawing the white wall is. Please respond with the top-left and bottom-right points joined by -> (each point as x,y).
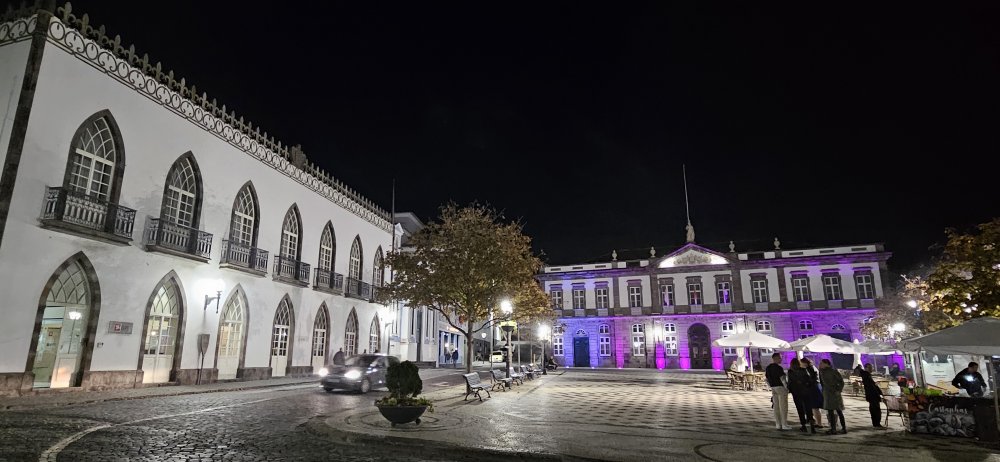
0,37 -> 392,375
0,39 -> 29,178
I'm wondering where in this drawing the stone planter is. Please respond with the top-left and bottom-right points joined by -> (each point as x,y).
375,404 -> 428,427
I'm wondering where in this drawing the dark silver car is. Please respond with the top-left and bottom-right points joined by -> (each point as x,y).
319,354 -> 399,393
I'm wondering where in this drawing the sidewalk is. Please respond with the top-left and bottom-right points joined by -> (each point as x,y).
0,377 -> 314,411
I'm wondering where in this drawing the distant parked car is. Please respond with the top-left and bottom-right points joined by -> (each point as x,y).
490,350 -> 505,363
320,354 -> 399,393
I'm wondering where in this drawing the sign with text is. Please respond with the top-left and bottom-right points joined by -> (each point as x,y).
107,321 -> 133,335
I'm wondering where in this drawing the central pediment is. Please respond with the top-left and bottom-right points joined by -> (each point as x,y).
657,244 -> 730,268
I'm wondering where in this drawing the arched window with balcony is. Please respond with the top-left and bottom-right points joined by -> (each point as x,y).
221,183 -> 265,272
43,111 -> 134,240
275,205 -> 307,283
145,153 -> 210,259
314,222 -> 338,291
372,247 -> 384,288
347,236 -> 363,296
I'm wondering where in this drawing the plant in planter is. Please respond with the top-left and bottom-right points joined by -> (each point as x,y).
374,360 -> 433,426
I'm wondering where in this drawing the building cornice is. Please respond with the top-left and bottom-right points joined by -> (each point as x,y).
0,3 -> 392,233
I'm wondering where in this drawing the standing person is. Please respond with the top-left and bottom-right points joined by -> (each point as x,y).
452,349 -> 459,368
855,363 -> 885,428
951,362 -> 988,397
332,347 -> 345,366
801,358 -> 824,428
765,353 -> 792,430
787,358 -> 817,433
819,359 -> 847,434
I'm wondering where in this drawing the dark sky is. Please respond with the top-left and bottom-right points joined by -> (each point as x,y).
65,2 -> 1000,272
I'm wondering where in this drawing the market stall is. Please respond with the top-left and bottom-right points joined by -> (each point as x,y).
898,317 -> 1000,443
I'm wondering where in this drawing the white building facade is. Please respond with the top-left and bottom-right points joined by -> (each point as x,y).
539,242 -> 891,371
0,5 -> 394,394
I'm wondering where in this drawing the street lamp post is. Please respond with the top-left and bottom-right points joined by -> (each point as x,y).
500,300 -> 514,383
538,324 -> 550,375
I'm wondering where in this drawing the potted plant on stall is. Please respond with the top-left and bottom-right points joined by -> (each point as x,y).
374,360 -> 433,427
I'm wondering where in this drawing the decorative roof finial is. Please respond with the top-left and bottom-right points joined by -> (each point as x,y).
773,237 -> 781,250
611,250 -> 618,261
683,164 -> 695,243
650,246 -> 656,257
729,240 -> 735,253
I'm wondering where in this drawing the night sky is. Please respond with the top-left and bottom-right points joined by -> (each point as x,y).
66,2 -> 1000,272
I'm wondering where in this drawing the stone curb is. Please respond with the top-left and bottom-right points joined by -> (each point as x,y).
0,379 -> 315,411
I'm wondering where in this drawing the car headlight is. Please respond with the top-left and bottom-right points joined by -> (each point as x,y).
317,367 -> 329,377
344,370 -> 362,380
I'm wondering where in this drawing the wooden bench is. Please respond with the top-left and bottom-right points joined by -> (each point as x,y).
463,372 -> 491,401
490,369 -> 513,391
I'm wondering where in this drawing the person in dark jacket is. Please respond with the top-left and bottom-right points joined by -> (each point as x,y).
765,353 -> 791,430
452,349 -> 459,368
819,359 -> 846,434
855,363 -> 884,428
332,347 -> 345,366
952,362 -> 988,397
787,358 -> 817,433
888,363 -> 901,379
801,358 -> 824,428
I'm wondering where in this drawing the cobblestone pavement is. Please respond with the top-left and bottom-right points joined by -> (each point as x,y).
322,369 -> 1000,462
2,369 -> 998,461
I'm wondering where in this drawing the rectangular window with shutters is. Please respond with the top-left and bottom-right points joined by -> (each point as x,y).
628,286 -> 642,308
823,274 -> 842,300
595,287 -> 609,309
792,277 -> 810,302
855,273 -> 875,299
572,288 -> 586,309
751,279 -> 769,303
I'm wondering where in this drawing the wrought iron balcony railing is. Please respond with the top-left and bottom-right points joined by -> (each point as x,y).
40,186 -> 135,240
274,255 -> 310,284
345,277 -> 371,300
220,239 -> 268,273
143,217 -> 212,260
313,268 -> 344,293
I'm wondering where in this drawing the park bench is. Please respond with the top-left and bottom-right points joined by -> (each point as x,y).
520,365 -> 535,380
490,369 -> 513,391
509,367 -> 525,385
463,372 -> 491,401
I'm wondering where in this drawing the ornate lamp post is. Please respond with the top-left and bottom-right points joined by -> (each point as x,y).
500,300 -> 515,383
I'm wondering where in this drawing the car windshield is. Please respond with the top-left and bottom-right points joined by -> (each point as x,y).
344,355 -> 379,367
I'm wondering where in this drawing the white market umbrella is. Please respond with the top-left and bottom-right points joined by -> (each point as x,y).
855,339 -> 899,371
898,317 -> 1000,439
785,334 -> 857,353
714,331 -> 790,373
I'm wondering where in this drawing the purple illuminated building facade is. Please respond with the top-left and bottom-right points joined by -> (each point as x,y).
538,242 -> 891,371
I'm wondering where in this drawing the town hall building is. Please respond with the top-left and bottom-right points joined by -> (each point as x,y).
539,237 -> 891,371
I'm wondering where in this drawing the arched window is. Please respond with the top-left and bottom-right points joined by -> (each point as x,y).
575,329 -> 588,337
142,274 -> 184,384
270,297 -> 294,377
280,205 -> 302,260
755,320 -> 772,332
598,324 -> 610,357
372,247 -> 384,287
65,112 -> 124,202
663,323 -> 678,355
631,323 -> 645,356
349,236 -> 363,281
312,305 -> 329,370
160,154 -> 201,227
369,318 -> 381,353
831,324 -> 847,332
345,309 -> 359,355
229,183 -> 259,246
318,222 -> 336,271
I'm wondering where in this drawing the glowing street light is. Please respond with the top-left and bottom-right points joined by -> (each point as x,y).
890,322 -> 906,333
906,300 -> 918,309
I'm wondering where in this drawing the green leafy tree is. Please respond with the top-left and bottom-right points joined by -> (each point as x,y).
381,204 -> 552,375
922,218 -> 1000,331
860,275 -> 929,340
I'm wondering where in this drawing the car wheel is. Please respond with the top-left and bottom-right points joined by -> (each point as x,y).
324,387 -> 334,393
359,378 -> 371,394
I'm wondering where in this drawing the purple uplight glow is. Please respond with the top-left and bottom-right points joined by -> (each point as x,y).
655,343 -> 666,369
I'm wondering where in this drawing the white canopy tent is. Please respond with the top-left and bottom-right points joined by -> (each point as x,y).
713,331 -> 790,372
782,334 -> 860,367
854,339 -> 901,372
898,317 -> 1000,442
